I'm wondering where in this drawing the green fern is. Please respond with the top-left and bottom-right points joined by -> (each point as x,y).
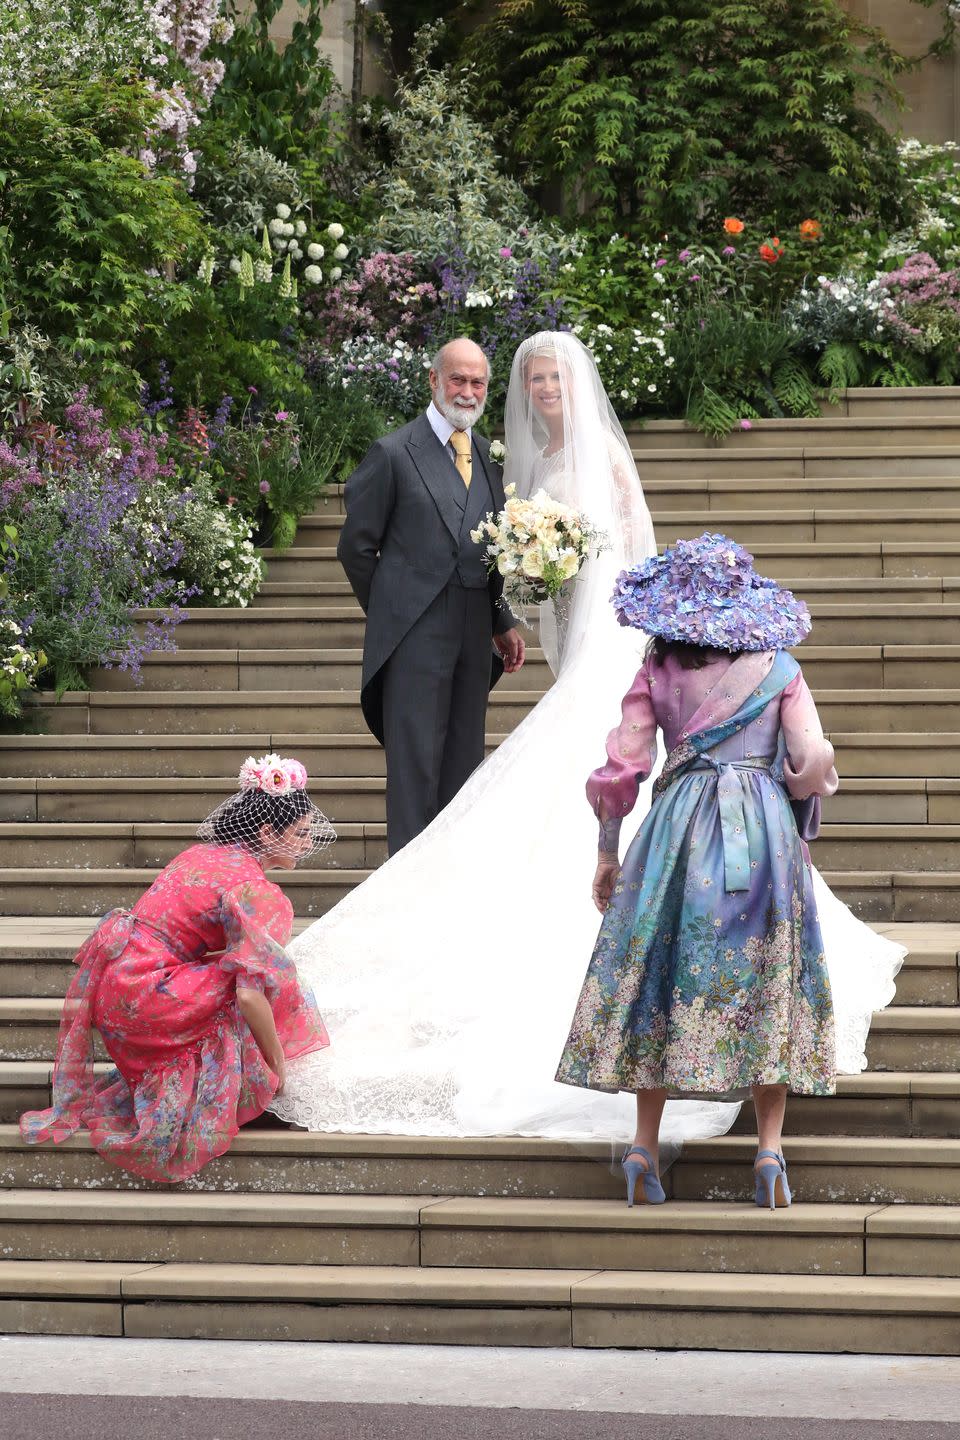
772,357 -> 819,418
817,342 -> 865,393
686,383 -> 740,439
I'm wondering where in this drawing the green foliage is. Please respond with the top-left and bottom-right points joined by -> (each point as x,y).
0,79 -> 204,418
192,130 -> 304,236
668,305 -> 819,437
207,0 -> 340,204
370,25 -> 574,280
467,0 -> 920,237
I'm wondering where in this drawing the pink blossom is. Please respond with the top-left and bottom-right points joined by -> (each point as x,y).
654,258 -> 668,269
499,247 -> 513,259
678,248 -> 692,261
259,480 -> 271,494
282,759 -> 309,790
722,246 -> 736,257
739,419 -> 753,430
274,410 -> 289,421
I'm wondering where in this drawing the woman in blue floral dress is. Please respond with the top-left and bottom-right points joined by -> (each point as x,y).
556,534 -> 840,1208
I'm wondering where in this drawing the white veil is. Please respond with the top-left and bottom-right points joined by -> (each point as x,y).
272,330 -> 901,1149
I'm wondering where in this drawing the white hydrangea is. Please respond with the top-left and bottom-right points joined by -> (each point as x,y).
294,220 -> 307,237
229,257 -> 241,273
275,203 -> 292,220
282,222 -> 295,237
327,222 -> 345,240
329,266 -> 342,282
333,243 -> 348,260
268,218 -> 284,235
307,242 -> 324,260
304,264 -> 324,285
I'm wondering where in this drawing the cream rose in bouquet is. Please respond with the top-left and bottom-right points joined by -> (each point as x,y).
470,484 -> 606,609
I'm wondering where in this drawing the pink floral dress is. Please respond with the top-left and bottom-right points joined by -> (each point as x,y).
20,843 -> 329,1183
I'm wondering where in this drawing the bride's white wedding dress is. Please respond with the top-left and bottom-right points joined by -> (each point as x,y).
271,333 -> 903,1146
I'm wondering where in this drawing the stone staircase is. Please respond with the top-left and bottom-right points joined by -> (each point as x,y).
1,387 -> 959,1350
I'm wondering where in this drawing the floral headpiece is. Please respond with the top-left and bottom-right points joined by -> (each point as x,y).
612,532 -> 811,652
238,753 -> 309,795
197,752 -> 335,862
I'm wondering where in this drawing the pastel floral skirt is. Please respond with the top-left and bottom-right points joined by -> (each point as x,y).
556,770 -> 837,1099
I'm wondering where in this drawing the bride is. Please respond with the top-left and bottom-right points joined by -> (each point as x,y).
271,331 -> 903,1147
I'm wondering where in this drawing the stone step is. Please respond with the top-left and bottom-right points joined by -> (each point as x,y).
261,541 -> 960,584
1,774 -> 956,827
3,1058 -> 958,1136
251,575 -> 960,607
0,867 -> 364,920
143,603 -> 960,649
62,649 -> 960,699
2,865 -> 958,920
623,447 -> 960,481
675,1136 -> 960,1206
0,822 -> 385,872
0,819 -> 956,879
0,919 -> 949,1008
292,504 -> 960,543
6,1257 -> 960,1351
630,413 -> 960,448
645,476 -> 960,511
4,1126 -> 960,1211
0,993 -> 952,1066
1,1187 -> 957,1283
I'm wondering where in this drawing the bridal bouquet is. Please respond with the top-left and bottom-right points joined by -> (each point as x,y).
471,484 -> 606,607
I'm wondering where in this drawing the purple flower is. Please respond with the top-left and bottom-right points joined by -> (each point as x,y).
690,274 -> 701,282
654,258 -> 668,269
248,385 -> 258,394
499,247 -> 513,259
259,480 -> 271,494
722,246 -> 736,257
274,410 -> 289,422
678,249 -> 692,262
739,419 -> 753,430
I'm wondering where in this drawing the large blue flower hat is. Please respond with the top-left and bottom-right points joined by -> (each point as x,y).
612,532 -> 812,652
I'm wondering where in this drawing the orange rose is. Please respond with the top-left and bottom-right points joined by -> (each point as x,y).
799,218 -> 822,241
758,243 -> 782,264
723,217 -> 745,235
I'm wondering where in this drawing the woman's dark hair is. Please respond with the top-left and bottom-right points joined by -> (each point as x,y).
645,636 -> 740,671
212,788 -> 312,849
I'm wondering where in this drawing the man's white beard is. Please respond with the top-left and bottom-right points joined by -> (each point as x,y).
433,391 -> 486,431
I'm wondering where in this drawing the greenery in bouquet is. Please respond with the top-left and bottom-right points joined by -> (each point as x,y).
1,392 -> 191,695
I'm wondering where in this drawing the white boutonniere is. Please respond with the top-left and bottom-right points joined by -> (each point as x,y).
488,439 -> 506,464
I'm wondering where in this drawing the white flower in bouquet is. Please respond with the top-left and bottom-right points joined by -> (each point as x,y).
488,439 -> 506,463
470,484 -> 605,610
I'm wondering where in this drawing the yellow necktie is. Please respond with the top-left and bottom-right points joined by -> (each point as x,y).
450,429 -> 472,488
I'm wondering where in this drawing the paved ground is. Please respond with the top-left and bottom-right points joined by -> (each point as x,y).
2,1340 -> 959,1438
2,1396 -> 960,1440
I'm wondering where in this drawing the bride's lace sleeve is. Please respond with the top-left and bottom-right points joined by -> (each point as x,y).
586,662 -> 658,854
607,435 -> 654,565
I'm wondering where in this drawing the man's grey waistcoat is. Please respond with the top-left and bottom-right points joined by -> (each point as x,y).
336,412 -> 512,744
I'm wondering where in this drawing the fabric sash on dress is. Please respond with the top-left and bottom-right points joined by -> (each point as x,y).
651,650 -> 800,892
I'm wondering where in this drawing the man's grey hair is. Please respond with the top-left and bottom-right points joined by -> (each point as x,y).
430,338 -> 491,383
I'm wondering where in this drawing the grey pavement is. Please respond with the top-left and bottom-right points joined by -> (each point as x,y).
3,1396 -> 960,1440
0,1339 -> 959,1425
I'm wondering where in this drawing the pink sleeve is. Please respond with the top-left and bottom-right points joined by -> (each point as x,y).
780,671 -> 839,799
220,879 -> 329,1061
586,663 -> 658,853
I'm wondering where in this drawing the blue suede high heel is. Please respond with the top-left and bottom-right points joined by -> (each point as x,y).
754,1149 -> 792,1209
622,1145 -> 666,1207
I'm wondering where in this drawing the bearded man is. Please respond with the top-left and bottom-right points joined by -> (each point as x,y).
337,336 -> 525,855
